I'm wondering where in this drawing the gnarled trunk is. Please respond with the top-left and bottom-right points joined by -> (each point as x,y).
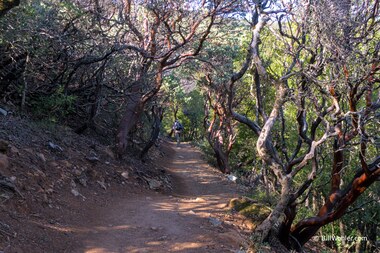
140,105 -> 163,159
211,132 -> 231,173
205,113 -> 232,174
290,160 -> 380,248
204,85 -> 234,174
116,94 -> 146,156
251,85 -> 290,243
116,67 -> 163,156
254,175 -> 292,241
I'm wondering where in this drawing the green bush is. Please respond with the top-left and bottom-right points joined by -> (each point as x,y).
31,86 -> 77,122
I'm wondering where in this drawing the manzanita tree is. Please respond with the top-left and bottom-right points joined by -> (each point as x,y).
201,0 -> 379,251
1,1 -> 378,251
113,0 -> 240,155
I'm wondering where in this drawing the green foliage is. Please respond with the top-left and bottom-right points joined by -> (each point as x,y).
0,1 -> 379,250
251,188 -> 278,207
181,89 -> 205,139
30,86 -> 77,122
196,138 -> 218,167
238,203 -> 271,221
161,70 -> 206,141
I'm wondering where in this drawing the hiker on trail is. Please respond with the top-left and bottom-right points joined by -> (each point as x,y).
172,119 -> 183,145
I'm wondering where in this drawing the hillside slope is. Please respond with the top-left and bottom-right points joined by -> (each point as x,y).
0,116 -> 249,252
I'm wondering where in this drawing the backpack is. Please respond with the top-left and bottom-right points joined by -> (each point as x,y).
175,122 -> 183,130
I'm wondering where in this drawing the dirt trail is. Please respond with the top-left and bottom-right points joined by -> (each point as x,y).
74,142 -> 246,253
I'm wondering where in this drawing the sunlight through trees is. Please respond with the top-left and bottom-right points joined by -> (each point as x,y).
0,0 -> 379,252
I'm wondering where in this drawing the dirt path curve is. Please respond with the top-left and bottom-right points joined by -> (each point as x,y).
77,142 -> 246,253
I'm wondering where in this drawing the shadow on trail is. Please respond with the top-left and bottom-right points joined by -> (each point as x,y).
168,142 -> 237,198
32,142 -> 244,253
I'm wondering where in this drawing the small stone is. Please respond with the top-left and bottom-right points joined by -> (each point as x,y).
79,177 -> 88,187
0,108 -> 7,116
48,142 -> 63,152
36,153 -> 47,163
86,156 -> 99,163
227,174 -> 237,182
147,179 -> 162,190
71,189 -> 80,197
121,171 -> 129,179
158,235 -> 168,241
97,179 -> 107,190
208,217 -> 222,227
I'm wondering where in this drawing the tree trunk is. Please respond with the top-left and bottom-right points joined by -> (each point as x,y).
206,121 -> 231,174
116,65 -> 163,156
253,84 -> 289,242
140,105 -> 163,159
213,139 -> 230,173
204,86 -> 234,174
290,161 -> 380,248
254,175 -> 292,242
116,94 -> 146,156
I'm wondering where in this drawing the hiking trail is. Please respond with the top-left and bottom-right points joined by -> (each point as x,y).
76,142 -> 246,253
